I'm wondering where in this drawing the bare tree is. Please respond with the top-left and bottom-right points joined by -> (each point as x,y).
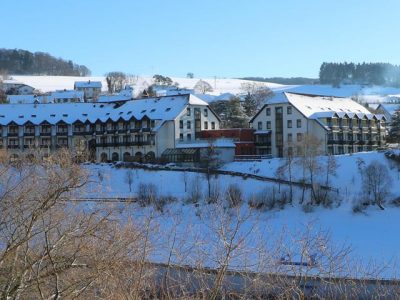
194,79 -> 213,94
125,168 -> 134,192
105,71 -> 127,93
360,160 -> 392,210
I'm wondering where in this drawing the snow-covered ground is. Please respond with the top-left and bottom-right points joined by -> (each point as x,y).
82,151 -> 400,277
271,84 -> 400,104
11,75 -> 283,96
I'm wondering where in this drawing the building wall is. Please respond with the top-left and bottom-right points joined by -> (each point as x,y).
251,103 -> 386,157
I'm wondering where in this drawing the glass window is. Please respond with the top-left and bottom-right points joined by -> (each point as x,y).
267,121 -> 271,129
258,122 -> 262,130
211,122 -> 215,129
204,121 -> 208,129
204,109 -> 208,117
179,120 -> 183,129
288,133 -> 292,142
297,119 -> 302,128
187,120 -> 191,129
187,133 -> 191,141
266,108 -> 271,116
287,120 -> 292,128
187,107 -> 191,116
287,106 -> 292,114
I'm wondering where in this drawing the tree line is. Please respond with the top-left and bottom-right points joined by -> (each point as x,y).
319,62 -> 400,87
0,48 -> 91,76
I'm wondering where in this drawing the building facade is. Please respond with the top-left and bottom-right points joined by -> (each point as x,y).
0,94 -> 220,162
74,80 -> 102,102
250,92 -> 387,157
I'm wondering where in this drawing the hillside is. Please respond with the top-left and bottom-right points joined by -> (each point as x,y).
0,49 -> 90,76
82,151 -> 400,277
10,75 -> 283,95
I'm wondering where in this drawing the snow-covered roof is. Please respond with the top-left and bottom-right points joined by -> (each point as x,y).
52,90 -> 84,99
98,94 -> 132,102
0,94 -> 209,126
176,138 -> 236,149
7,95 -> 39,104
377,103 -> 400,116
74,80 -> 102,88
284,92 -> 373,119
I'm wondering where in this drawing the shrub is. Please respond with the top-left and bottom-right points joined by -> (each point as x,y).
225,184 -> 243,208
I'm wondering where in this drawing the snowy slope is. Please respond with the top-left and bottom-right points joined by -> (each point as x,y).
11,75 -> 283,96
81,152 -> 400,277
271,84 -> 400,102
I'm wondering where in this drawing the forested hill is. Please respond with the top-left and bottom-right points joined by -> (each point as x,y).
319,62 -> 400,87
0,49 -> 91,76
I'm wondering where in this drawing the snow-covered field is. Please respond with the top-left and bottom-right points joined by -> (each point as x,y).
11,75 -> 400,104
11,75 -> 283,96
82,151 -> 400,277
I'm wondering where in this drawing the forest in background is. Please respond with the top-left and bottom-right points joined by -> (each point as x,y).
0,48 -> 91,76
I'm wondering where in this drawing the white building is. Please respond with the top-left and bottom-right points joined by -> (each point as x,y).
74,80 -> 102,102
376,103 -> 400,123
250,92 -> 387,157
0,94 -> 221,163
1,80 -> 35,95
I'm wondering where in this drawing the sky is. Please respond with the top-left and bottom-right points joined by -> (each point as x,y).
2,0 -> 400,78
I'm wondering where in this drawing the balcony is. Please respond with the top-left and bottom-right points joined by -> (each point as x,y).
56,131 -> 68,136
8,132 -> 18,137
24,131 -> 35,136
7,144 -> 20,149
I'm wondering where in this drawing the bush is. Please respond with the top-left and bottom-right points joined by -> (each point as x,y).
137,182 -> 158,206
225,184 -> 243,208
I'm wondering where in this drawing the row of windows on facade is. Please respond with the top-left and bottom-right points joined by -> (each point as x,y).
2,133 -> 156,146
258,119 -> 302,130
1,120 -> 157,135
265,106 -> 292,116
326,118 -> 384,128
187,107 -> 208,117
179,120 -> 216,130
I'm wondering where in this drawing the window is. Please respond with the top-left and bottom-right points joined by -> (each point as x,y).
187,133 -> 191,141
150,120 -> 155,128
288,133 -> 292,142
187,107 -> 191,116
266,107 -> 271,116
287,106 -> 292,114
204,121 -> 208,129
297,133 -> 302,142
258,122 -> 262,130
266,121 -> 271,129
179,120 -> 183,129
204,109 -> 208,117
179,133 -> 183,141
287,120 -> 292,128
211,122 -> 215,129
187,120 -> 191,129
297,119 -> 302,128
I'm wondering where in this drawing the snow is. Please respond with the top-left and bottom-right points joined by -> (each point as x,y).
284,92 -> 374,119
74,80 -> 102,88
176,138 -> 236,148
81,151 -> 400,277
10,75 -> 283,98
272,84 -> 400,99
0,94 -> 207,126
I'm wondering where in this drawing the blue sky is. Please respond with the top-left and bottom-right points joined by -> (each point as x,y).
2,0 -> 399,78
